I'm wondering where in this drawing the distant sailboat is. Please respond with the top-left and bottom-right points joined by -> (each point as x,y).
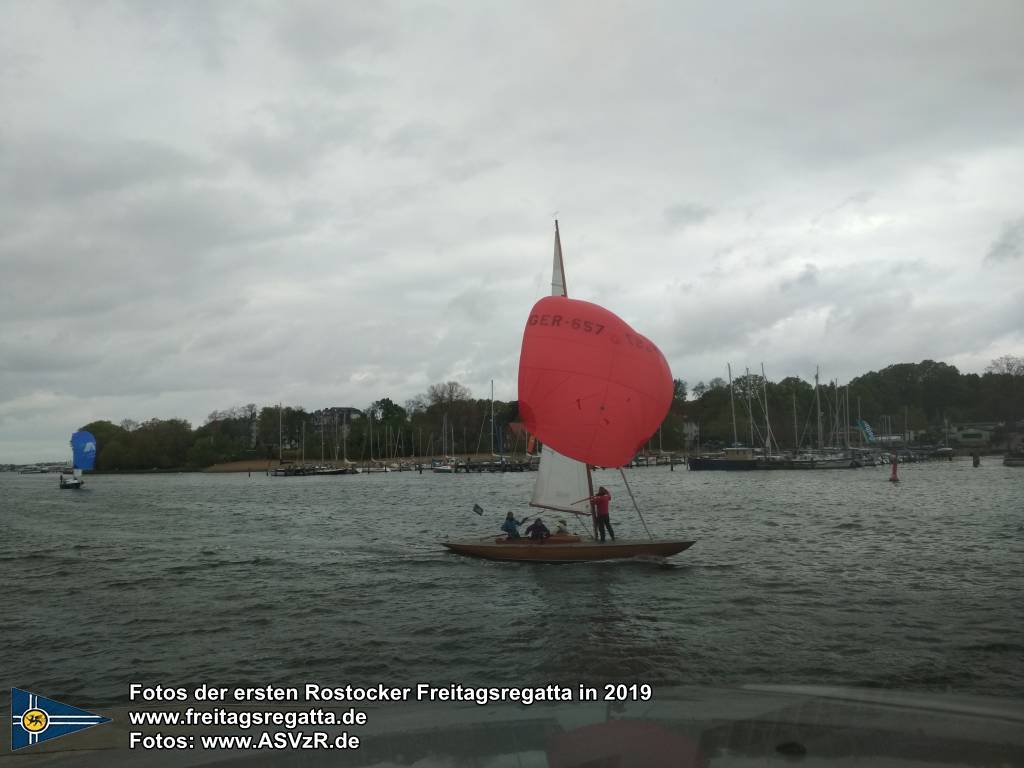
443,223 -> 695,562
60,430 -> 96,489
433,413 -> 455,472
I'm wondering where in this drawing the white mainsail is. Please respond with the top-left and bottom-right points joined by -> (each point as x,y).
550,220 -> 568,297
529,221 -> 594,516
530,445 -> 592,514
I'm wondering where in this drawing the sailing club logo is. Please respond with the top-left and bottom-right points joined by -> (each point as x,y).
10,688 -> 111,751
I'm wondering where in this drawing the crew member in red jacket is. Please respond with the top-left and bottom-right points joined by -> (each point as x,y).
589,486 -> 615,542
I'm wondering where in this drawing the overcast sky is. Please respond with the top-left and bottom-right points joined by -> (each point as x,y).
2,1 -> 1023,462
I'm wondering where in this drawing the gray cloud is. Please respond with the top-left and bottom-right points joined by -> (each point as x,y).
228,102 -> 374,178
2,1 -> 1024,461
780,263 -> 819,292
664,203 -> 713,230
985,217 -> 1024,263
0,135 -> 213,207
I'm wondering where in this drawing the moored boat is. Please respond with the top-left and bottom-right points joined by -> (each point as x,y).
688,446 -> 759,470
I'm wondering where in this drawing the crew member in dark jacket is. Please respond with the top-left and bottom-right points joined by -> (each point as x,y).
525,518 -> 550,540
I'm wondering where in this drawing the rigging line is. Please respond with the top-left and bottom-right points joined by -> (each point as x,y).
618,467 -> 653,541
475,406 -> 488,455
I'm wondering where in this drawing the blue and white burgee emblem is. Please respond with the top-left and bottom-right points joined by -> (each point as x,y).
10,688 -> 111,751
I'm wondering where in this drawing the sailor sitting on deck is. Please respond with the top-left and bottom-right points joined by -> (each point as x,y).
525,518 -> 550,541
555,519 -> 570,534
501,512 -> 525,538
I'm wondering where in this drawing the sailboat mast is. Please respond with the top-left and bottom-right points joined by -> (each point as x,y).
792,390 -> 798,453
761,363 -> 770,454
553,220 -> 568,297
490,379 -> 495,455
815,367 -> 822,450
526,221 -> 598,535
846,386 -> 851,449
728,363 -> 738,446
745,366 -> 754,449
858,397 -> 862,447
555,220 -> 595,522
833,380 -> 839,448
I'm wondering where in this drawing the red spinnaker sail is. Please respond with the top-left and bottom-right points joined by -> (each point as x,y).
517,295 -> 673,467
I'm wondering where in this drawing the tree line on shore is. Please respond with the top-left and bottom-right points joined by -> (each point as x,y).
79,356 -> 1023,470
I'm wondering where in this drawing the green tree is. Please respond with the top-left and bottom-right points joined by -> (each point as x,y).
80,420 -> 129,470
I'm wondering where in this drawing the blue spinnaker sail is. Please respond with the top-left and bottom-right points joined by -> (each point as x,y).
71,431 -> 97,470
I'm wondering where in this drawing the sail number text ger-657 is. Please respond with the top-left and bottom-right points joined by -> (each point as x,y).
526,313 -> 657,353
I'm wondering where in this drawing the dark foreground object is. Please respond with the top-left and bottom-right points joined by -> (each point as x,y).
12,685 -> 1022,767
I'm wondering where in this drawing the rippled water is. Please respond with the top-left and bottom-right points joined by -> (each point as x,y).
3,458 -> 1022,709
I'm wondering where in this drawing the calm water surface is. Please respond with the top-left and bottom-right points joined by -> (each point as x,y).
2,459 -> 1022,708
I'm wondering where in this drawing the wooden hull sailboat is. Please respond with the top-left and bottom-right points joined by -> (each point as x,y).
443,537 -> 695,563
443,222 -> 695,564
